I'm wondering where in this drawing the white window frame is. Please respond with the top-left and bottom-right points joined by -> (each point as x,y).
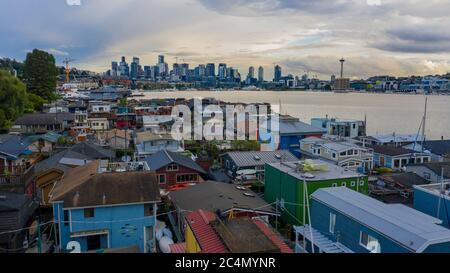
359,231 -> 381,253
341,182 -> 347,187
332,183 -> 338,187
351,181 -> 356,187
329,213 -> 336,234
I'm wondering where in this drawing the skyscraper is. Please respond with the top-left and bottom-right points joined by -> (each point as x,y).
180,63 -> 189,77
130,61 -> 138,79
158,55 -> 165,64
248,66 -> 255,79
119,57 -> 129,77
198,64 -> 206,77
173,63 -> 180,76
206,63 -> 215,77
274,65 -> 282,82
111,61 -> 118,77
218,63 -> 227,80
258,66 -> 264,82
133,57 -> 140,66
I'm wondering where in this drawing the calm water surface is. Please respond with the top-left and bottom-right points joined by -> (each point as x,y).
140,91 -> 450,140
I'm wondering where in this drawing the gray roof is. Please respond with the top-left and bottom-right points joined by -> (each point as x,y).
34,149 -> 93,174
279,118 -> 324,136
372,145 -> 416,156
422,161 -> 450,179
268,159 -> 365,181
70,142 -> 115,159
422,140 -> 450,156
225,150 -> 298,168
15,113 -> 74,126
312,187 -> 450,252
168,181 -> 275,214
0,134 -> 31,159
144,150 -> 205,173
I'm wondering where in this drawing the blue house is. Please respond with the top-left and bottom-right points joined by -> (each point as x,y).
372,145 -> 430,171
294,187 -> 450,253
279,116 -> 324,157
414,182 -> 450,228
50,160 -> 161,253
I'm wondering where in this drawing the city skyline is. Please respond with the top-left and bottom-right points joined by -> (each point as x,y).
1,0 -> 450,79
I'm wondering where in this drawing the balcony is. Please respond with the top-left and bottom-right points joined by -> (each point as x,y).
0,165 -> 35,186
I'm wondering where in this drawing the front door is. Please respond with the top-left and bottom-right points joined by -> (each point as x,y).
87,235 -> 102,251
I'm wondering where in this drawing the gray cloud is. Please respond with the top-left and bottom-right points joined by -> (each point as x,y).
373,24 -> 450,53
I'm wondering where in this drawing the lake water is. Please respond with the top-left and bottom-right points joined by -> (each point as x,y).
140,91 -> 450,140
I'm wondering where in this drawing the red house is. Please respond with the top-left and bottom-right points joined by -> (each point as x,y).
144,150 -> 206,190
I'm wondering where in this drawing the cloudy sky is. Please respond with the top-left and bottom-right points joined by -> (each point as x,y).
1,0 -> 449,79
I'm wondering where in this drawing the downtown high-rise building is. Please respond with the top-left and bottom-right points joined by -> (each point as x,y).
119,56 -> 129,77
248,66 -> 255,79
206,63 -> 215,77
274,65 -> 282,82
258,66 -> 264,82
218,63 -> 227,80
111,61 -> 118,77
158,55 -> 165,64
180,63 -> 189,77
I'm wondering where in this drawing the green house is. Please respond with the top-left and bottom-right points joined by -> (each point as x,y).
264,159 -> 368,225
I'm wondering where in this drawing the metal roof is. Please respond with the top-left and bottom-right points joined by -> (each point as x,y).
185,210 -> 228,253
168,180 -> 275,214
311,187 -> 450,252
279,118 -> 324,136
268,159 -> 365,182
225,150 -> 297,168
144,150 -> 205,174
0,134 -> 31,159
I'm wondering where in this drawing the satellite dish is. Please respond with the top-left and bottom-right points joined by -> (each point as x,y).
67,241 -> 81,253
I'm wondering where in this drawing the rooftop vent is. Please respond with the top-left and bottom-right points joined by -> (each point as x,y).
243,193 -> 255,198
275,154 -> 281,159
301,173 -> 316,179
253,155 -> 261,161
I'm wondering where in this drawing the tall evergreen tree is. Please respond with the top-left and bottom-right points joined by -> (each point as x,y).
23,49 -> 58,101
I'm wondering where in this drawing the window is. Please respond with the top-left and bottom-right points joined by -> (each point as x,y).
158,174 -> 166,184
64,210 -> 69,226
332,153 -> 337,159
329,213 -> 336,234
144,204 -> 154,217
340,151 -> 347,156
351,181 -> 356,187
359,180 -> 365,186
394,159 -> 400,168
176,174 -> 198,183
360,231 -> 380,253
423,157 -> 429,163
84,208 -> 94,218
341,182 -> 347,187
226,160 -> 230,168
166,163 -> 179,171
332,183 -> 338,187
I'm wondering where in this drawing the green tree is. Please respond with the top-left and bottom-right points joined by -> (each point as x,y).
23,49 -> 58,101
0,70 -> 28,129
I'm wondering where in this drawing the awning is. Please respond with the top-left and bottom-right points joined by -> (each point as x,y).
71,229 -> 109,238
